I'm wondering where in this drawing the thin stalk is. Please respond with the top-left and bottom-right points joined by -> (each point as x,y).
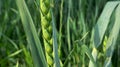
59,0 -> 64,52
67,0 -> 71,66
67,0 -> 71,53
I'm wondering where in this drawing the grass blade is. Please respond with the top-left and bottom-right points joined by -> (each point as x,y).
104,3 -> 120,67
16,0 -> 47,67
52,14 -> 60,67
91,2 -> 119,48
8,49 -> 22,57
89,2 -> 119,67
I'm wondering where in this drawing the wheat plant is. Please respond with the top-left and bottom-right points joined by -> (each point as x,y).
40,0 -> 54,66
0,0 -> 120,67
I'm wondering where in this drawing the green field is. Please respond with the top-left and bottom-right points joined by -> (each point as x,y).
0,0 -> 120,67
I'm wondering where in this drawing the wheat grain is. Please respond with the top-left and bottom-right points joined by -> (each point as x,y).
40,0 -> 53,66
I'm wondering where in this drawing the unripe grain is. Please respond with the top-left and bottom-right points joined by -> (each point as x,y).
40,0 -> 54,66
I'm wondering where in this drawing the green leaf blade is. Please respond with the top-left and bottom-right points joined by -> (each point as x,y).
16,0 -> 47,67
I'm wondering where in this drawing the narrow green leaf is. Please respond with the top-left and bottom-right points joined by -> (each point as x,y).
8,49 -> 22,57
52,14 -> 60,67
16,0 -> 47,67
91,2 -> 119,48
89,2 -> 119,67
104,4 -> 120,67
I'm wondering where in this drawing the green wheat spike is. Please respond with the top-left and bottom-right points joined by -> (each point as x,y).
40,0 -> 53,66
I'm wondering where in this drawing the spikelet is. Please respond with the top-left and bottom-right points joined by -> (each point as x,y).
40,0 -> 53,66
